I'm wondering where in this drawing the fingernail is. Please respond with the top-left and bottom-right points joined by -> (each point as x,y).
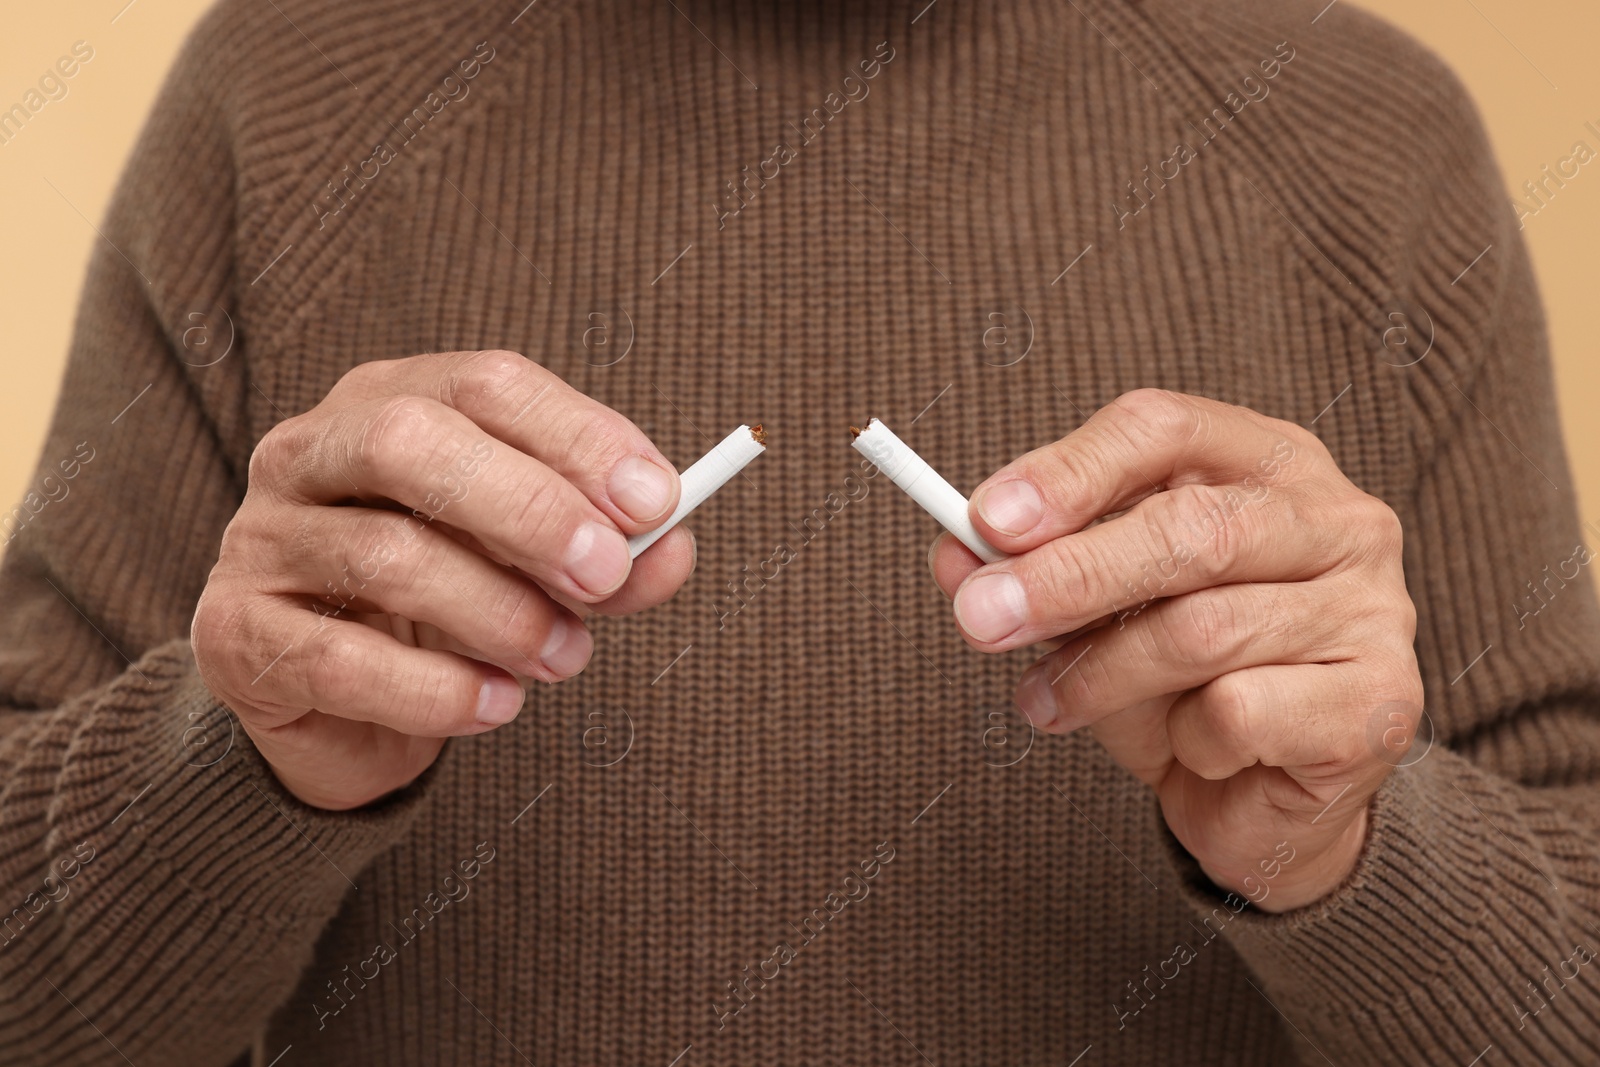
540,616 -> 593,678
975,480 -> 1044,536
609,456 -> 676,523
1016,668 -> 1059,730
954,572 -> 1029,643
565,521 -> 631,596
476,674 -> 525,726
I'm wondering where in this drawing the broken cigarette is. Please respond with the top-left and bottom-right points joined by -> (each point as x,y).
627,424 -> 767,558
850,418 -> 1006,564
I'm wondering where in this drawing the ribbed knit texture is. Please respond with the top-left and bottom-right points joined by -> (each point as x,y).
2,0 -> 1598,1063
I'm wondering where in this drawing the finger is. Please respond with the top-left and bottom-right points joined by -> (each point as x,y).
331,350 -> 681,531
929,532 -> 984,598
1165,662 -> 1388,786
391,618 -> 535,686
588,525 -> 696,615
932,529 -> 1089,651
265,506 -> 592,682
257,395 -> 637,604
1090,694 -> 1179,788
951,479 -> 1340,649
1012,583 -> 1346,733
244,603 -> 528,737
969,389 -> 1313,553
344,616 -> 541,688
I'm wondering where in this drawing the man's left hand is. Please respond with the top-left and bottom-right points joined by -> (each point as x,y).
929,389 -> 1424,912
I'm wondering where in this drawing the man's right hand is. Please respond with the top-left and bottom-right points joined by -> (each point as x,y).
191,350 -> 692,810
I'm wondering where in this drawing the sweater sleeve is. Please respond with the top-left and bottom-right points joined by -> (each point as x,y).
1156,109 -> 1600,1067
0,15 -> 430,1067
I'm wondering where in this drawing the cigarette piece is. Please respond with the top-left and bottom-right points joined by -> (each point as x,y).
627,424 -> 767,558
850,418 -> 1006,564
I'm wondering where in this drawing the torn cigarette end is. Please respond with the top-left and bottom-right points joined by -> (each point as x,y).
626,424 -> 767,559
849,417 -> 1007,564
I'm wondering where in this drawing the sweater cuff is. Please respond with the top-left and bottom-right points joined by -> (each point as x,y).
53,638 -> 432,926
1155,752 -> 1576,1057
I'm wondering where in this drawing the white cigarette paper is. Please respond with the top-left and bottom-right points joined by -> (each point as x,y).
850,418 -> 1006,564
627,424 -> 767,558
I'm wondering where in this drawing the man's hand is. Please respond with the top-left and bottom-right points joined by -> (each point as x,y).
192,350 -> 694,811
929,389 -> 1424,912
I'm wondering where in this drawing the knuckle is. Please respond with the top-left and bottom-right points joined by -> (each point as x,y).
1392,593 -> 1419,644
573,420 -> 642,476
1399,671 -> 1426,711
334,357 -> 394,396
1085,410 -> 1147,477
1128,617 -> 1170,673
307,623 -> 476,733
342,512 -> 425,602
359,396 -> 438,482
492,582 -> 552,659
215,502 -> 273,567
1170,592 -> 1248,667
1032,543 -> 1102,619
1361,497 -> 1405,557
1323,493 -> 1403,570
1295,428 -> 1329,464
1161,484 -> 1246,581
399,655 -> 484,735
450,349 -> 534,409
304,628 -> 366,711
190,588 -> 241,684
1038,436 -> 1101,500
1262,412 -> 1321,456
539,402 -> 643,485
1203,673 -> 1256,743
1322,699 -> 1374,769
401,539 -> 456,608
1295,425 -> 1335,464
1301,492 -> 1358,576
1058,648 -> 1109,712
1368,648 -> 1424,704
247,418 -> 307,491
1117,388 -> 1197,443
505,470 -> 574,545
1273,486 -> 1309,535
288,509 -> 327,578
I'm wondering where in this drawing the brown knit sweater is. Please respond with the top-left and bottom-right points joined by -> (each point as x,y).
5,0 -> 1600,1063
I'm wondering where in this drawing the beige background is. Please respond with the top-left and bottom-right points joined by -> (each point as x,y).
2,1 -> 1596,529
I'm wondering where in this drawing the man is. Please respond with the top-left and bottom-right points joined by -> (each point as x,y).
3,0 -> 1597,1063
